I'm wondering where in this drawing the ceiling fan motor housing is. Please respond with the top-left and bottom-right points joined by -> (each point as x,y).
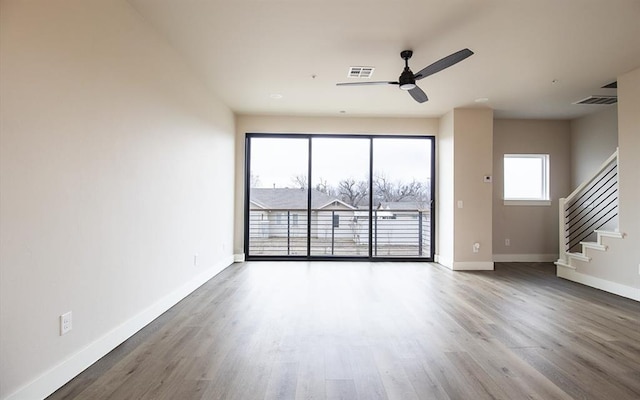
399,68 -> 416,90
399,50 -> 416,90
400,50 -> 413,60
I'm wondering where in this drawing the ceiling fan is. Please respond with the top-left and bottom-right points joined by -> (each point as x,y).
337,48 -> 474,103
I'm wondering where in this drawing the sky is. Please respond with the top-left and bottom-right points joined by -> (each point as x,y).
250,137 -> 432,189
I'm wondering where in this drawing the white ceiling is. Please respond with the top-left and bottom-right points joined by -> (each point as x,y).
130,0 -> 640,119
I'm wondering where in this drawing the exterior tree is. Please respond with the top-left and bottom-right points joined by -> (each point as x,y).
285,174 -> 429,207
315,178 -> 335,196
373,173 -> 429,204
337,178 -> 368,207
250,173 -> 261,188
291,174 -> 308,189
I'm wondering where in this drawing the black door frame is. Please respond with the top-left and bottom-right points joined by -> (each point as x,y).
244,133 -> 436,262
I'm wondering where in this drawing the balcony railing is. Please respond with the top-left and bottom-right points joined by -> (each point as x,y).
558,149 -> 618,260
248,209 -> 431,258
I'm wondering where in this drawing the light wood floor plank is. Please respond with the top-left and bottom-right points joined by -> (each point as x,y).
47,262 -> 640,400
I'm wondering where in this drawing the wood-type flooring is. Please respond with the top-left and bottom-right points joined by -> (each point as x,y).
48,262 -> 640,400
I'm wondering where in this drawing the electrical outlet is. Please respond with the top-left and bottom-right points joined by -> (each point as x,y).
60,312 -> 72,335
473,242 -> 480,253
505,238 -> 511,246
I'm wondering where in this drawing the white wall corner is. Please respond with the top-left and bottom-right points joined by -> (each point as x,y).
452,261 -> 495,271
4,256 -> 234,400
435,254 -> 453,270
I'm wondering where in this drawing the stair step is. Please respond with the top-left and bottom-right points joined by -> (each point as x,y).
554,259 -> 575,270
567,252 -> 590,262
580,241 -> 607,251
595,230 -> 625,239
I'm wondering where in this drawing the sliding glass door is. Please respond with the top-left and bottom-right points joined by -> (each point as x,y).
372,138 -> 432,258
247,137 -> 309,256
310,137 -> 370,256
245,134 -> 434,260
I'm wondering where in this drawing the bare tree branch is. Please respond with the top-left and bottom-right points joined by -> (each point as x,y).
250,173 -> 261,188
291,174 -> 308,189
337,178 -> 368,207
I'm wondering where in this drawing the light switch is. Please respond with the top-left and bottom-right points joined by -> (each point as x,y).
457,200 -> 463,208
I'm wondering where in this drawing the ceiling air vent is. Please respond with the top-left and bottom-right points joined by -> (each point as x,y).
573,95 -> 617,105
348,66 -> 375,78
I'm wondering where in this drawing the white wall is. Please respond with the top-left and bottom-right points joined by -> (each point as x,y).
437,108 -> 494,270
233,115 -> 439,257
453,109 -> 494,269
570,106 -> 618,189
492,119 -> 571,261
436,111 -> 454,266
617,68 -> 640,289
0,1 -> 235,399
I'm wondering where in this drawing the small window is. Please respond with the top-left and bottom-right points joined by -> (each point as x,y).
503,154 -> 550,205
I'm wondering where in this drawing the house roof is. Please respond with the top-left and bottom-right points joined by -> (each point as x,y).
130,0 -> 640,120
250,188 -> 354,210
379,201 -> 430,211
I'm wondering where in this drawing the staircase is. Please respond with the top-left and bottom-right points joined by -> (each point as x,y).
555,229 -> 624,267
554,149 -> 635,299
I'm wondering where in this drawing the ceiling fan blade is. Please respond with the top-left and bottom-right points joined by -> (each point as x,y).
408,86 -> 428,103
336,81 -> 399,86
414,48 -> 474,80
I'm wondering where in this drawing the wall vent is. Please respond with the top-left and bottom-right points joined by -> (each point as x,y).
572,95 -> 617,105
348,66 -> 375,78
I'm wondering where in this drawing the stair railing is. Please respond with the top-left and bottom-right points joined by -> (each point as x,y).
558,149 -> 618,264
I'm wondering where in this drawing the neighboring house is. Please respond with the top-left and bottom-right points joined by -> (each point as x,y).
355,201 -> 431,247
250,189 -> 430,248
249,188 -> 356,240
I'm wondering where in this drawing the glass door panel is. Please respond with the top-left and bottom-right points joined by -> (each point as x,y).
372,138 -> 433,258
247,137 -> 309,256
310,138 -> 370,256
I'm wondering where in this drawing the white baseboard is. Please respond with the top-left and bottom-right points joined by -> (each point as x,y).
557,268 -> 640,301
435,256 -> 494,271
5,255 -> 234,400
493,254 -> 558,263
452,261 -> 495,271
434,254 -> 453,269
233,253 -> 245,262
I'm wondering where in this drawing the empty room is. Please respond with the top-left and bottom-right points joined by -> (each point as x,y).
1,1 -> 639,399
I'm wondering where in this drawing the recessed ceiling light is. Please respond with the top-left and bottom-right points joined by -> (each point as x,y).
270,94 -> 283,99
474,97 -> 489,103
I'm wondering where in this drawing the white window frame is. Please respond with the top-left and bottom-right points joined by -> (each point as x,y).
503,154 -> 550,206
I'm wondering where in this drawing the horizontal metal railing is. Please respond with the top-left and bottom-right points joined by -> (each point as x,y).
558,149 -> 618,259
248,208 -> 430,257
